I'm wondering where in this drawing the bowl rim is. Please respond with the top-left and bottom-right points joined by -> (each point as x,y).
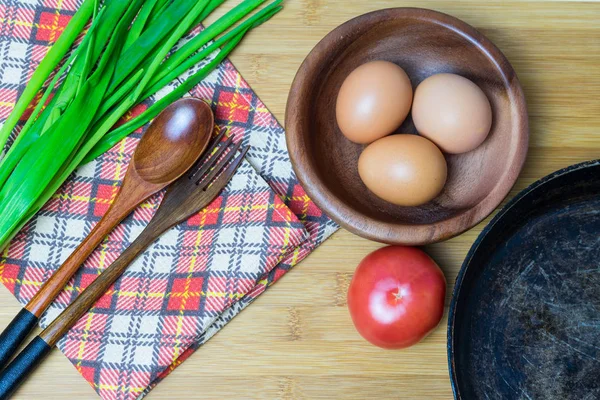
285,7 -> 529,245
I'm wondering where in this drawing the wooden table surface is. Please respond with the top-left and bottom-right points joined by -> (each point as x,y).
1,0 -> 599,398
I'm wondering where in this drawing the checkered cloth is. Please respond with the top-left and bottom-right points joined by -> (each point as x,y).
0,1 -> 339,399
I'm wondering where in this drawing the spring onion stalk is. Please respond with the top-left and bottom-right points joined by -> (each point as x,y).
124,0 -> 161,50
22,6 -> 107,138
98,0 -> 230,119
142,3 -> 283,102
97,0 -> 276,126
159,0 -> 268,84
101,0 -> 270,118
45,2 -> 124,135
0,0 -> 97,149
101,0 -> 212,115
147,0 -> 173,26
91,3 -> 284,157
0,7 -> 107,189
84,32 -> 249,164
89,2 -> 280,162
0,0 -> 283,250
193,0 -> 228,27
77,1 -> 99,96
0,0 -> 142,244
108,1 -> 199,92
86,1 -> 133,64
54,1 -> 130,114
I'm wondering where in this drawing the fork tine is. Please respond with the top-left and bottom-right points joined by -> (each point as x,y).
204,146 -> 250,194
191,134 -> 234,180
208,127 -> 229,148
189,128 -> 229,178
197,140 -> 243,188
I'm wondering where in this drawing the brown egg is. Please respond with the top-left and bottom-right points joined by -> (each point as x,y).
358,135 -> 447,207
412,73 -> 492,154
336,61 -> 413,144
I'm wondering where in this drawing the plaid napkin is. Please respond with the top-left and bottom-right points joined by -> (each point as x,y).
0,1 -> 340,399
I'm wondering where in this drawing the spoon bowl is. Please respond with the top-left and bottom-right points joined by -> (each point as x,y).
134,98 -> 214,184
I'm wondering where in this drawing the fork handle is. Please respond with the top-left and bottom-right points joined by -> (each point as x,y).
0,337 -> 51,399
0,229 -> 162,397
39,225 -> 168,348
25,172 -> 158,318
0,309 -> 38,369
0,219 -> 118,372
0,181 -> 147,373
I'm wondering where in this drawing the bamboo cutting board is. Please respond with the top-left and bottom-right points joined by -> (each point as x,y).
1,0 -> 599,398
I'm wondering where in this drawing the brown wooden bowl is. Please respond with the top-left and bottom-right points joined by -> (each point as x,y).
285,8 -> 529,245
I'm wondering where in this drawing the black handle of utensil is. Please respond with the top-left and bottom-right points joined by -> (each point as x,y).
0,309 -> 39,370
0,336 -> 51,399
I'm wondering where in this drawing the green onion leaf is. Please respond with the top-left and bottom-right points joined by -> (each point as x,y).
108,1 -> 199,92
0,0 -> 284,250
82,30 -> 248,164
124,0 -> 161,50
0,0 -> 97,150
0,0 -> 143,246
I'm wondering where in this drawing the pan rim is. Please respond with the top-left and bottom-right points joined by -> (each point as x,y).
447,158 -> 600,399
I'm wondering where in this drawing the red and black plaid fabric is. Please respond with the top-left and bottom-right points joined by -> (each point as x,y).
0,1 -> 338,399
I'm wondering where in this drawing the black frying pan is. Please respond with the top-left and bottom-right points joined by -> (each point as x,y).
448,160 -> 600,400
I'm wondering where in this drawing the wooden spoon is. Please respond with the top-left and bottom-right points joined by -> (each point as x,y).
0,132 -> 248,399
0,98 -> 213,368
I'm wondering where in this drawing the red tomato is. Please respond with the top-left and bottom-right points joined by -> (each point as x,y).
347,246 -> 446,349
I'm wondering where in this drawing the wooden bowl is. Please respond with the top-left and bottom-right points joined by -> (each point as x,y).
285,8 -> 529,245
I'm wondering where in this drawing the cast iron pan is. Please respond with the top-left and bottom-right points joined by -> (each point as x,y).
448,160 -> 600,399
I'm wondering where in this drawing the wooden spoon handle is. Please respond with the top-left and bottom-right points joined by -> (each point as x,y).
39,226 -> 163,347
25,168 -> 160,318
0,336 -> 51,400
0,167 -> 161,371
0,226 -> 163,399
25,199 -> 129,317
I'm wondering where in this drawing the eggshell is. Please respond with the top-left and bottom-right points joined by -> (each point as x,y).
358,135 -> 447,207
336,61 -> 413,144
412,73 -> 492,154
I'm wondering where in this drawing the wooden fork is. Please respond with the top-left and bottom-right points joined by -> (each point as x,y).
0,132 -> 249,399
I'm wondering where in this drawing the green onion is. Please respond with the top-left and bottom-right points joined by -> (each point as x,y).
100,0 -> 212,116
0,0 -> 142,245
0,0 -> 97,149
143,5 -> 282,103
100,0 -> 275,121
147,0 -> 173,26
0,0 -> 283,250
108,1 -> 199,92
157,0 -> 268,85
124,0 -> 161,50
86,2 -> 284,162
83,32 -> 248,164
0,7 -> 107,189
194,0 -> 228,27
77,0 -> 99,96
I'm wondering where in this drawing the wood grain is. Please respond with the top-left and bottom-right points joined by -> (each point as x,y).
285,7 -> 528,245
0,0 -> 598,398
